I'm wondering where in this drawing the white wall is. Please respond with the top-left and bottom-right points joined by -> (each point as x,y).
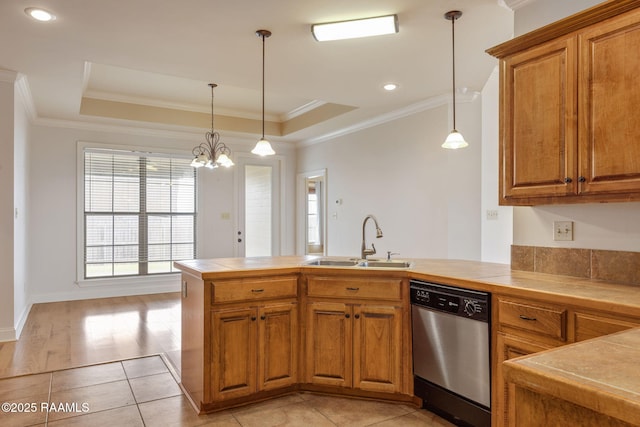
511,0 -> 640,251
514,0 -> 603,36
14,77 -> 30,336
0,76 -> 15,340
27,123 -> 296,303
297,99 -> 482,261
481,68 -> 512,264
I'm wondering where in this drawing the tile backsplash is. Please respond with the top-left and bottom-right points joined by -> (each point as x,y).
511,245 -> 640,286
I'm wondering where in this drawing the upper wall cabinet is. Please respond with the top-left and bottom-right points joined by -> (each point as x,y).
488,1 -> 640,205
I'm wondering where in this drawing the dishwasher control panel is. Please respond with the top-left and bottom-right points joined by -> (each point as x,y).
410,280 -> 489,322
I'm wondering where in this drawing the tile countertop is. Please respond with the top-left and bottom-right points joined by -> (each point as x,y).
174,256 -> 640,316
503,328 -> 640,426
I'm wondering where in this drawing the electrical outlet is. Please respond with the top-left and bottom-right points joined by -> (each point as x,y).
553,221 -> 573,241
486,210 -> 498,220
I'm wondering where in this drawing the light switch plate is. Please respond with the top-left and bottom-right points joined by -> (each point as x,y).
553,221 -> 573,241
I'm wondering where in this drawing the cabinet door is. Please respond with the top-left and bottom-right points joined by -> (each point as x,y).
305,301 -> 352,387
493,333 -> 552,427
257,303 -> 298,391
211,307 -> 257,401
353,304 -> 402,393
501,36 -> 578,202
578,8 -> 640,195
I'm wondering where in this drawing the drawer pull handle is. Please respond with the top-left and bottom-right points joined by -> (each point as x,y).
519,315 -> 537,321
251,289 -> 265,293
346,287 -> 359,291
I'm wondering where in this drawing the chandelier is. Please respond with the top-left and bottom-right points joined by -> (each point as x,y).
191,83 -> 234,169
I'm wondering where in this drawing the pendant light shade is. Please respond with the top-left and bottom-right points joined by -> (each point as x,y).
442,10 -> 468,150
252,29 -> 276,156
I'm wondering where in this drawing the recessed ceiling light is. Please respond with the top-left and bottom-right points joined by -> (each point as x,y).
383,83 -> 398,91
312,15 -> 398,42
25,7 -> 56,22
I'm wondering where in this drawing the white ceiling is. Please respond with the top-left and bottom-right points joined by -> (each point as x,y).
0,0 -> 514,144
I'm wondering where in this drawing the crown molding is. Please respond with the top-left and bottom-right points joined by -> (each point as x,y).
499,0 -> 538,11
31,115 -> 294,150
15,75 -> 37,121
281,100 -> 327,122
298,91 -> 479,147
0,69 -> 19,83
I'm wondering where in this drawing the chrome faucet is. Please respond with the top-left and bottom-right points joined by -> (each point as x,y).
361,214 -> 383,260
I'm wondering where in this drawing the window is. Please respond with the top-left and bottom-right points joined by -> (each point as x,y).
83,148 -> 196,279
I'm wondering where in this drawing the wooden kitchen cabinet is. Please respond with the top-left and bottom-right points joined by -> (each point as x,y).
577,8 -> 640,196
304,275 -> 406,394
211,307 -> 257,401
305,301 -> 352,388
494,293 -> 640,426
181,273 -> 299,412
488,2 -> 640,205
493,296 -> 567,427
494,332 -> 552,427
305,301 -> 402,393
353,304 -> 402,393
211,302 -> 298,401
572,310 -> 640,342
499,36 -> 577,201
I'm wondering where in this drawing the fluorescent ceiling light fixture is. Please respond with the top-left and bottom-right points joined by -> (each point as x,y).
25,7 -> 56,22
312,15 -> 398,42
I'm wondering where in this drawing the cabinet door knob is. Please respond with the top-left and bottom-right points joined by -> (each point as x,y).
578,176 -> 586,182
260,315 -> 266,320
354,314 -> 360,319
251,316 -> 257,321
345,314 -> 350,319
564,177 -> 573,183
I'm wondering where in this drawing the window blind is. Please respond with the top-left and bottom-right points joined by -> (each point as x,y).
83,148 -> 196,278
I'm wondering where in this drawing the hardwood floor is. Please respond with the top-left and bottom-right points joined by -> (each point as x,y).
0,293 -> 181,378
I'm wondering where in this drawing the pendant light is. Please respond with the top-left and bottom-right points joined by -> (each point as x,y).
252,29 -> 276,156
190,83 -> 234,169
442,11 -> 468,149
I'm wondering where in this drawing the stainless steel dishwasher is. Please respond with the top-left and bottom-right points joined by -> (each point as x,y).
410,279 -> 491,427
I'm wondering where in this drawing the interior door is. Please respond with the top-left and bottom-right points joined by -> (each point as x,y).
235,154 -> 281,257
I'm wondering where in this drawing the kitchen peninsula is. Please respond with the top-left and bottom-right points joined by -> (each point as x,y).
174,256 -> 640,426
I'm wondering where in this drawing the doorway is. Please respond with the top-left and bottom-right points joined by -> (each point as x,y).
235,154 -> 282,257
297,169 -> 327,255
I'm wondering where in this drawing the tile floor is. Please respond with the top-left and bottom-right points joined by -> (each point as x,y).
0,355 -> 455,427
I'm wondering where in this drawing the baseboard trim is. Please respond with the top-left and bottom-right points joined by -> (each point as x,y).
0,327 -> 17,342
14,302 -> 33,340
30,282 -> 180,304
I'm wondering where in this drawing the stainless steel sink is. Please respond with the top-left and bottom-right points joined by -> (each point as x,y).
358,260 -> 413,268
305,259 -> 360,266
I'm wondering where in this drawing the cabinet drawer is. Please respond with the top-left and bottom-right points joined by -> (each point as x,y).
307,277 -> 402,300
574,312 -> 640,342
212,276 -> 298,304
498,299 -> 566,341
